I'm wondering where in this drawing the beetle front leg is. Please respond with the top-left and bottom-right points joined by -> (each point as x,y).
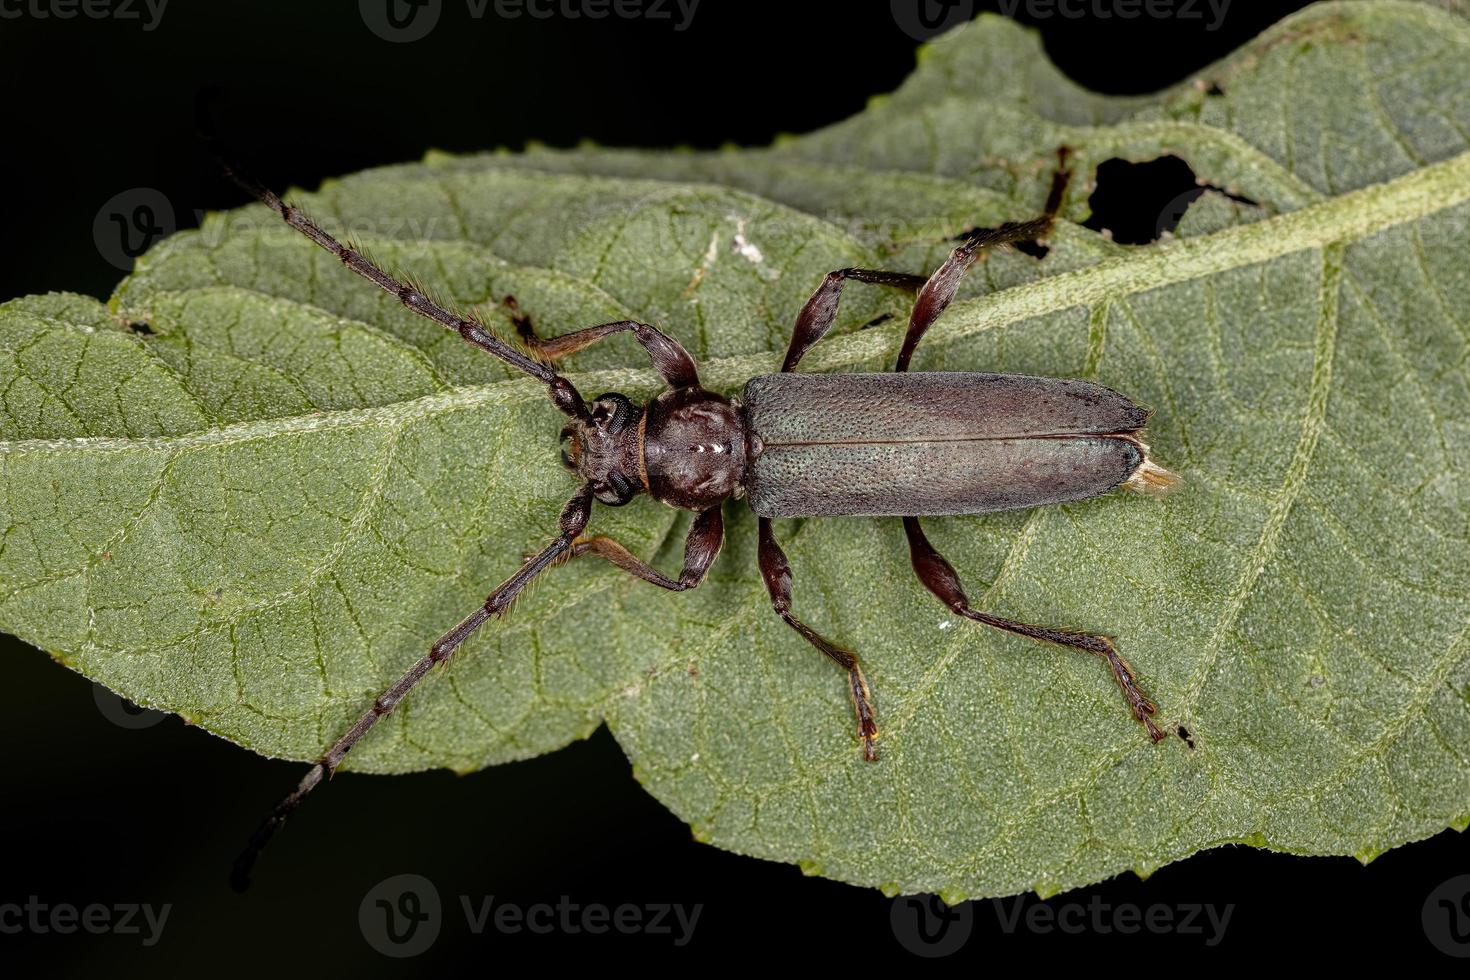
903,516 -> 1163,742
501,295 -> 700,388
757,517 -> 880,761
559,507 -> 724,591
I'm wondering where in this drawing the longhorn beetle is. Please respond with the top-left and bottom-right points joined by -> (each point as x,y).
225,149 -> 1177,888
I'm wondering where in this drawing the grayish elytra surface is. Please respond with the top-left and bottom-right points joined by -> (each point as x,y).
1,1 -> 1468,899
742,372 -> 1145,517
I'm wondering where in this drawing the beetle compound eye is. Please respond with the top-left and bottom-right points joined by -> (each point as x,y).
595,471 -> 636,506
592,392 -> 636,434
559,429 -> 579,470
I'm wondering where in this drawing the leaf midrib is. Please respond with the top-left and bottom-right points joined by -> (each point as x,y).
5,147 -> 1468,458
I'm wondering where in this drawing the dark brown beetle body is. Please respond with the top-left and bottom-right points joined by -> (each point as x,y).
641,386 -> 746,510
230,148 -> 1178,886
631,372 -> 1157,518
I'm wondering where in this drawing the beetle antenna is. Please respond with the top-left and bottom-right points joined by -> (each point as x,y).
230,487 -> 596,891
210,149 -> 589,419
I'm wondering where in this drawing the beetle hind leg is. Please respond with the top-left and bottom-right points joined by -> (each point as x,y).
904,516 -> 1164,742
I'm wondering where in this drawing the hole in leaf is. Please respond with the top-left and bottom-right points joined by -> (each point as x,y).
1177,725 -> 1196,749
1084,156 -> 1202,244
126,321 -> 155,336
1083,155 -> 1258,245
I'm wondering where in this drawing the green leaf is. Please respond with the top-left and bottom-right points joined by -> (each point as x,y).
4,1 -> 1468,897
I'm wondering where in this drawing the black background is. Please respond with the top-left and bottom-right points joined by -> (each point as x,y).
1,0 -> 1465,972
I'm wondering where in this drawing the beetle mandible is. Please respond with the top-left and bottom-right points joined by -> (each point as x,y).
226,150 -> 1177,887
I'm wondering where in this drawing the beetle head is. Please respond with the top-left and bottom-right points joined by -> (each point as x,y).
560,392 -> 645,506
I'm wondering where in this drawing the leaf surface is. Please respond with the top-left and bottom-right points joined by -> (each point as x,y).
3,1 -> 1467,897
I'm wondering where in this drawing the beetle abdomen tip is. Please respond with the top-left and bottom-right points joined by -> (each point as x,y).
1125,455 -> 1180,496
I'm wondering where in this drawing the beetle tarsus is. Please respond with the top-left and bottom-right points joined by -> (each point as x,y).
758,517 -> 884,761
848,665 -> 880,762
1097,636 -> 1165,742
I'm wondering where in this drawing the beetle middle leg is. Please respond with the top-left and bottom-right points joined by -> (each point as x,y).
558,506 -> 724,591
781,268 -> 928,373
757,517 -> 880,761
903,516 -> 1163,742
896,148 -> 1072,371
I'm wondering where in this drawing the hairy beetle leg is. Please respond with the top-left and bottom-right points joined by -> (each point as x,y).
847,663 -> 881,762
1097,637 -> 1164,742
904,516 -> 1166,744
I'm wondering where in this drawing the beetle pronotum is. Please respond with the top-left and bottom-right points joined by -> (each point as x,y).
225,149 -> 1176,887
